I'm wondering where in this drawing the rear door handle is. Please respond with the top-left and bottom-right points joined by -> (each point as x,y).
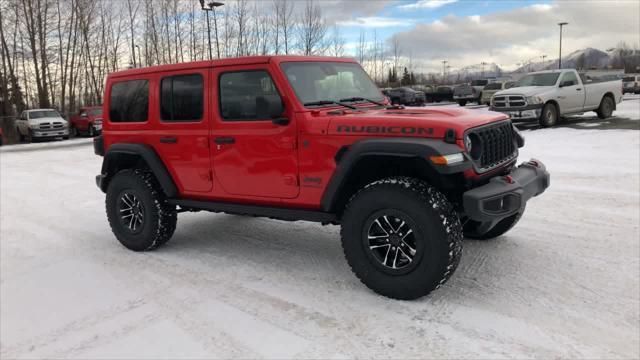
214,136 -> 235,145
160,136 -> 178,144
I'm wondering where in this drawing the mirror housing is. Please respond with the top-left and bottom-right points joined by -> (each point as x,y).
560,80 -> 575,87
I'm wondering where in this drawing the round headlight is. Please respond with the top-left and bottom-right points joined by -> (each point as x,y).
464,135 -> 473,152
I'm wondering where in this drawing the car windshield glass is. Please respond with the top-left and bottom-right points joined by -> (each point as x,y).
484,83 -> 502,90
29,110 -> 59,119
516,73 -> 560,87
89,108 -> 103,116
281,62 -> 384,106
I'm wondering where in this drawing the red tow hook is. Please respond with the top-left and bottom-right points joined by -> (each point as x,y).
503,175 -> 515,184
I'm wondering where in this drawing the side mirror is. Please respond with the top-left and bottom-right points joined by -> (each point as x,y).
272,117 -> 290,126
560,80 -> 575,87
81,113 -> 88,118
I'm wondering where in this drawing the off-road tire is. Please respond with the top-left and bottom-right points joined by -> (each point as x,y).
458,100 -> 467,107
106,169 -> 177,251
596,95 -> 614,119
341,177 -> 463,300
463,210 -> 523,240
539,102 -> 558,127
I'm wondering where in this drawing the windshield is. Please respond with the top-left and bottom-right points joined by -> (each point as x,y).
471,80 -> 488,86
29,110 -> 60,119
516,73 -> 560,87
484,83 -> 502,90
281,62 -> 384,106
89,108 -> 103,116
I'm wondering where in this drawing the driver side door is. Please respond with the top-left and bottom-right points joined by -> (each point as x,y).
557,72 -> 585,113
211,65 -> 299,199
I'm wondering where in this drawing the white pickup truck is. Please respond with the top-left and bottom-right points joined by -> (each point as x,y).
490,69 -> 623,127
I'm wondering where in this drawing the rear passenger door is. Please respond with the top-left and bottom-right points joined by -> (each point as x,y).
211,65 -> 299,199
153,70 -> 213,194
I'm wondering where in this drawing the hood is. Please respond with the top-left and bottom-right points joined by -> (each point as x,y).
28,117 -> 67,126
495,86 -> 552,97
326,107 -> 509,139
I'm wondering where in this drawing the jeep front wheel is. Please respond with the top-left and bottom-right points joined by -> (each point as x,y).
106,169 -> 177,251
341,177 -> 463,300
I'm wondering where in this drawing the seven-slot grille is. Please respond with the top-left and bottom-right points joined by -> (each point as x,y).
469,121 -> 517,171
39,122 -> 65,130
492,95 -> 526,108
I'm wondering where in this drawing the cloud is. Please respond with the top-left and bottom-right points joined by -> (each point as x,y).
388,1 -> 640,72
338,16 -> 414,28
399,0 -> 457,10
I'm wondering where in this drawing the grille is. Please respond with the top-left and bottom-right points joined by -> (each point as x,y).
468,121 -> 517,171
39,122 -> 64,130
493,95 -> 526,108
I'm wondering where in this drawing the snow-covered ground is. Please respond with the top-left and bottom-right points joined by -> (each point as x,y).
1,99 -> 639,359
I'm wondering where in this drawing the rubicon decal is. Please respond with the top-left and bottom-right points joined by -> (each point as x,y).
336,125 -> 434,135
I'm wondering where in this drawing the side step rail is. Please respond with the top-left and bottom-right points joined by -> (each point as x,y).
168,199 -> 337,224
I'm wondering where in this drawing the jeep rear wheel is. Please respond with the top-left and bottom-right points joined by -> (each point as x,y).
106,169 -> 177,251
539,103 -> 558,127
341,177 -> 463,300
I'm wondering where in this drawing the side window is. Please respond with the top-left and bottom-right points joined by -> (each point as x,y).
219,70 -> 283,121
561,72 -> 578,86
109,79 -> 149,122
19,111 -> 26,120
160,74 -> 203,122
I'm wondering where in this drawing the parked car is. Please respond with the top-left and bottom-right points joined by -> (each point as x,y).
70,106 -> 103,137
93,55 -> 549,300
622,74 -> 640,94
454,79 -> 489,106
480,81 -> 515,106
386,87 -> 426,106
428,85 -> 454,102
490,69 -> 623,127
15,109 -> 69,142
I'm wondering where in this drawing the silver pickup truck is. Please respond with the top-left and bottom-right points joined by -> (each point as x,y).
490,69 -> 623,127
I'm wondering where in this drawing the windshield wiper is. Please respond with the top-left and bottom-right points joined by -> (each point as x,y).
303,100 -> 357,110
338,97 -> 386,107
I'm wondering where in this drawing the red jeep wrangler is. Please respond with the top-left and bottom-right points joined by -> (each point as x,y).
70,106 -> 103,136
94,56 -> 549,299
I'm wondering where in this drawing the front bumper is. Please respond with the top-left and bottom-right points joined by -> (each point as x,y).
32,128 -> 69,138
463,159 -> 550,222
490,104 -> 543,121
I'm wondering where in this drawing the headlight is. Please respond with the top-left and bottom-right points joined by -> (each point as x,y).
464,134 -> 473,152
525,96 -> 543,104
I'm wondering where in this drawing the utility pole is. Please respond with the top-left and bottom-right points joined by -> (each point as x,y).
558,22 -> 568,69
135,45 -> 141,67
480,61 -> 487,78
442,60 -> 448,83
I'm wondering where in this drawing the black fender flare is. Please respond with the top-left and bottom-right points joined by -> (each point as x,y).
320,137 -> 470,212
97,143 -> 178,197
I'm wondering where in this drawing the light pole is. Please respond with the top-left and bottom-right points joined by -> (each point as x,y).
442,60 -> 448,83
135,45 -> 141,67
199,0 -> 224,60
558,22 -> 568,69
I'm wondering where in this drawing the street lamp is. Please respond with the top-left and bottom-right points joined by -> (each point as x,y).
558,22 -> 568,69
199,0 -> 224,60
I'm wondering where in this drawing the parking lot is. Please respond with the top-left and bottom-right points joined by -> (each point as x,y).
1,97 -> 638,359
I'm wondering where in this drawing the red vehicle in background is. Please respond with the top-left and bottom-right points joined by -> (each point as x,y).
70,106 -> 103,137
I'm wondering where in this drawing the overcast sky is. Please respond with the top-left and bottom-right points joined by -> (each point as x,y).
330,0 -> 640,73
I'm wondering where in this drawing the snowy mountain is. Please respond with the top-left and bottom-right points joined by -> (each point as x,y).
513,47 -> 637,73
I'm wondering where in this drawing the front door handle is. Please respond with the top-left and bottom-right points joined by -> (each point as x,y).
160,136 -> 178,144
576,88 -> 582,91
214,136 -> 235,145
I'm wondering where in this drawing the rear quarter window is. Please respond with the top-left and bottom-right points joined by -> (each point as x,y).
109,79 -> 149,122
160,74 -> 203,122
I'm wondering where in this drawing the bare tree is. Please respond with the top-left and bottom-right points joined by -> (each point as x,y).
298,0 -> 327,56
328,25 -> 345,57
